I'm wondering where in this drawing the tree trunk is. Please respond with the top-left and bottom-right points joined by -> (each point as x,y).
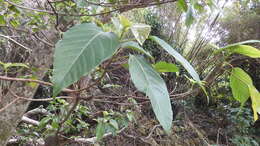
0,29 -> 56,145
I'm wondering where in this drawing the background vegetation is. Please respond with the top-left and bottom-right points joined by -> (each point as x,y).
0,0 -> 260,145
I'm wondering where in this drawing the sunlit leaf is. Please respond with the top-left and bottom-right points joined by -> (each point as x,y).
230,45 -> 260,58
119,15 -> 132,28
249,85 -> 260,121
120,41 -> 153,59
128,55 -> 172,133
53,23 -> 119,96
130,24 -> 151,45
153,61 -> 179,73
150,36 -> 200,82
215,40 -> 260,54
0,15 -> 6,25
230,68 -> 252,105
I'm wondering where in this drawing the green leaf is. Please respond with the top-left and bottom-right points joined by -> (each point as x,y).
215,40 -> 260,54
53,23 -> 119,96
249,85 -> 260,121
128,55 -> 172,133
223,40 -> 260,49
230,45 -> 260,58
0,15 -> 6,25
230,68 -> 253,105
120,41 -> 153,59
96,121 -> 105,141
185,7 -> 195,27
177,0 -> 188,12
130,24 -> 151,45
39,117 -> 51,129
153,61 -> 179,73
150,36 -> 200,82
119,15 -> 132,28
109,119 -> 119,130
194,3 -> 204,13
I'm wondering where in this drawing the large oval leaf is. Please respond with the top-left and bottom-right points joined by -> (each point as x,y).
150,36 -> 200,82
53,23 -> 119,96
128,55 -> 173,133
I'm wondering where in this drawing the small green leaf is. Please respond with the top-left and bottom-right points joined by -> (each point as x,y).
119,15 -> 132,28
185,7 -> 195,27
0,15 -> 6,25
177,0 -> 188,12
51,121 -> 59,129
39,117 -> 51,129
150,36 -> 200,82
249,85 -> 260,121
230,68 -> 253,105
96,121 -> 105,140
121,63 -> 129,69
230,45 -> 260,58
130,24 -> 151,45
120,41 -> 153,59
194,3 -> 204,13
128,55 -> 172,133
153,61 -> 179,73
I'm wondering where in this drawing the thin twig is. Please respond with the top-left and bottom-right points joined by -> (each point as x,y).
0,34 -> 32,52
4,0 -> 176,17
0,95 -> 20,113
0,76 -> 74,92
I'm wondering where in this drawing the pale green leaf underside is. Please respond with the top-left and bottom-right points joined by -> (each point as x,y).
130,24 -> 151,45
128,55 -> 172,133
150,36 -> 200,82
120,41 -> 153,59
53,23 -> 119,96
